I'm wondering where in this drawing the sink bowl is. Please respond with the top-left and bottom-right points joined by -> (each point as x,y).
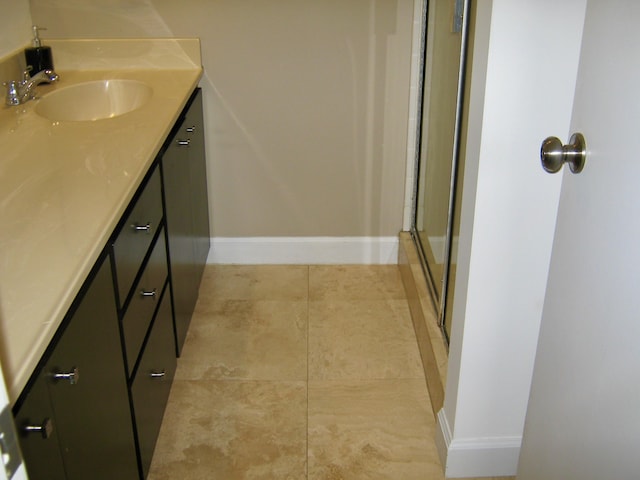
36,79 -> 152,122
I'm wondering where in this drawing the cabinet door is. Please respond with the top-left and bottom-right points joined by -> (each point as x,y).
184,89 -> 210,282
131,287 -> 177,478
163,123 -> 198,355
44,258 -> 139,480
163,89 -> 210,355
13,374 -> 66,480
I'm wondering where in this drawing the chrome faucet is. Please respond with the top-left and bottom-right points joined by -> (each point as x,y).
4,69 -> 59,106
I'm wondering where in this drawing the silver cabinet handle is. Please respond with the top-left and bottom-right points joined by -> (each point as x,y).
149,370 -> 166,379
23,418 -> 54,439
540,132 -> 586,174
140,288 -> 157,299
185,126 -> 196,133
52,367 -> 79,385
131,222 -> 152,233
176,139 -> 190,147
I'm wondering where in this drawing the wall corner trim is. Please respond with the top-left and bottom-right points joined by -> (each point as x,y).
207,236 -> 399,265
436,408 -> 521,478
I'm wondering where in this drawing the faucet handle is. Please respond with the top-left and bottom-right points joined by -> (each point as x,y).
22,67 -> 33,82
4,80 -> 20,106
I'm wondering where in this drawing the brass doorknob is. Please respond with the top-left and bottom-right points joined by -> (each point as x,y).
540,132 -> 586,174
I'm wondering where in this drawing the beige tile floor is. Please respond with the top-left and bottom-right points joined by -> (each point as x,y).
147,265 -> 512,480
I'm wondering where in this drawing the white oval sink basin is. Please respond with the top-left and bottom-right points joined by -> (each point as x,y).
36,79 -> 152,122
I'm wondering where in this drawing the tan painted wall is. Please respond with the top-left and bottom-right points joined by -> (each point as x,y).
0,0 -> 32,58
29,0 -> 414,237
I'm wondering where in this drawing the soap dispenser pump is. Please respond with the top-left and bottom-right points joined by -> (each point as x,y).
25,26 -> 54,77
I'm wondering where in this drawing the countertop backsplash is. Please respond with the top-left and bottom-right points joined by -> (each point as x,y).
46,38 -> 201,71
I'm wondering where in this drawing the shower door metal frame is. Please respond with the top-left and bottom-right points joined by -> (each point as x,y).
410,0 -> 472,344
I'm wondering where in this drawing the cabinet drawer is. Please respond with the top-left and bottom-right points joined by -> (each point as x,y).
122,229 -> 168,375
113,166 -> 163,305
131,288 -> 177,478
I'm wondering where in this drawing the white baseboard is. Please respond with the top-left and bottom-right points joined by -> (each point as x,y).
436,409 -> 521,478
435,408 -> 453,469
207,237 -> 399,265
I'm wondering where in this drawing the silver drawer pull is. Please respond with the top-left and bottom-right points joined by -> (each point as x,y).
176,139 -> 190,147
185,126 -> 196,133
140,288 -> 157,299
132,222 -> 152,233
23,418 -> 54,439
52,367 -> 79,385
149,370 -> 166,379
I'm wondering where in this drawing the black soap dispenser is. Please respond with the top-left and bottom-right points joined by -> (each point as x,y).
25,26 -> 54,76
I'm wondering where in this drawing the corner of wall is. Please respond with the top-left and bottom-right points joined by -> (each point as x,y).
402,0 -> 426,231
436,408 -> 520,478
442,0 -> 493,432
435,408 -> 452,469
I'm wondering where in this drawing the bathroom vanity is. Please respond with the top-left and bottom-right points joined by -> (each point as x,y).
0,40 -> 208,479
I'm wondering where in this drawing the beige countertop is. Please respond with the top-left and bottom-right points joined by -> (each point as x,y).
0,39 -> 203,403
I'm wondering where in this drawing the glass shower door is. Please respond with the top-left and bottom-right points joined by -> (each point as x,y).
413,0 -> 469,341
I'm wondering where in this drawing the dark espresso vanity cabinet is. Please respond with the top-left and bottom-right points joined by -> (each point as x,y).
14,257 -> 139,480
162,88 -> 210,355
12,372 -> 66,480
131,286 -> 176,477
12,88 -> 209,480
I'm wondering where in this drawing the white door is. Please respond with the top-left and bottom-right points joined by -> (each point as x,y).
517,1 -> 640,478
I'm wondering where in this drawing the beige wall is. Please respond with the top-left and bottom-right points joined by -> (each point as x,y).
29,0 -> 414,237
0,0 -> 32,58
0,0 -> 32,91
